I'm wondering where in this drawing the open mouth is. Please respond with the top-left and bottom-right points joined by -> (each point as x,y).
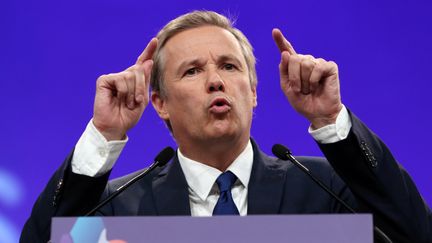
213,99 -> 228,106
209,97 -> 231,114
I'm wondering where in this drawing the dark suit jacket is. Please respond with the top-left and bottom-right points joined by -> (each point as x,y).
21,113 -> 432,243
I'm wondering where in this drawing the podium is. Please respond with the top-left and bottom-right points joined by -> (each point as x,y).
51,214 -> 372,243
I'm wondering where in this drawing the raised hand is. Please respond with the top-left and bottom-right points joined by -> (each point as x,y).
272,28 -> 343,129
93,38 -> 158,141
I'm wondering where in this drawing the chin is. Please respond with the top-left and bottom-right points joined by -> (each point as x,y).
205,124 -> 240,140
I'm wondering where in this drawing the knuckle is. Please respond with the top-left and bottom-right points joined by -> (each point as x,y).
317,58 -> 327,63
117,86 -> 127,95
291,55 -> 301,63
122,71 -> 135,81
328,61 -> 338,70
310,75 -> 320,83
116,79 -> 127,92
314,64 -> 325,74
302,60 -> 315,70
96,73 -> 117,87
304,54 -> 314,60
96,74 -> 108,83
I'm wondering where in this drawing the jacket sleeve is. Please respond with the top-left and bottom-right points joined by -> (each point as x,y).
20,149 -> 111,243
318,111 -> 432,243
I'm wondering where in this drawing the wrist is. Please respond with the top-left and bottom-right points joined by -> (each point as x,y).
92,120 -> 126,141
310,116 -> 337,130
309,105 -> 343,130
308,105 -> 351,143
100,131 -> 126,141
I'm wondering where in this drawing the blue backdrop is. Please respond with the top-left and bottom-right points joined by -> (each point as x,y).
1,1 -> 431,242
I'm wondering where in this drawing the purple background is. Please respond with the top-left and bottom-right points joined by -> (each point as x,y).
1,0 -> 431,241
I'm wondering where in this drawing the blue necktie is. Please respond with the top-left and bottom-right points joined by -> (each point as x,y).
212,171 -> 240,215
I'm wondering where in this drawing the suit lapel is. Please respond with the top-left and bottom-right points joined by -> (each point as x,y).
248,141 -> 288,214
150,141 -> 287,215
152,154 -> 191,215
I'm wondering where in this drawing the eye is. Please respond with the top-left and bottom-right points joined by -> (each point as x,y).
184,67 -> 201,77
222,63 -> 237,71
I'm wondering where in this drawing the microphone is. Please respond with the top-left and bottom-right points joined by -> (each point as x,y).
272,144 -> 392,243
85,146 -> 175,216
272,144 -> 356,213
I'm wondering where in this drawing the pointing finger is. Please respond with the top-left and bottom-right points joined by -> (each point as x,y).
136,38 -> 158,64
272,28 -> 297,55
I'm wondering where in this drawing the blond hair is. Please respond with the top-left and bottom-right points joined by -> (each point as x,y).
151,10 -> 257,97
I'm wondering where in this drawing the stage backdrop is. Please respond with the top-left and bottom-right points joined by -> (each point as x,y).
1,0 -> 431,242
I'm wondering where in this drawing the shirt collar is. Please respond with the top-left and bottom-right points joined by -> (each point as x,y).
177,140 -> 254,202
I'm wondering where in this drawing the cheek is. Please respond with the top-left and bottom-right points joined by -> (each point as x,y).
235,81 -> 256,105
166,85 -> 204,115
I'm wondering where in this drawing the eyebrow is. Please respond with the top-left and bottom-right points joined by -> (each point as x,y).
217,54 -> 243,68
177,58 -> 205,76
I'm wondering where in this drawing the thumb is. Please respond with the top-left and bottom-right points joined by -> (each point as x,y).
133,60 -> 153,104
279,51 -> 290,79
143,59 -> 154,84
143,59 -> 154,96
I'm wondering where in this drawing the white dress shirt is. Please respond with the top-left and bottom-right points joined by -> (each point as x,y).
71,105 -> 352,215
177,141 -> 253,216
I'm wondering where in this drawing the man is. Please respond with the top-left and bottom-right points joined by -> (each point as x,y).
21,10 -> 431,243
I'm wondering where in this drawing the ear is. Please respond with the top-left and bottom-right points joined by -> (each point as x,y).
151,91 -> 170,120
251,86 -> 258,108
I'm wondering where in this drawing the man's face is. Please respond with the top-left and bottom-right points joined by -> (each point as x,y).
152,26 -> 257,146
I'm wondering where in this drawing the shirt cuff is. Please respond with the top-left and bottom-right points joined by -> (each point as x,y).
308,105 -> 352,144
71,119 -> 128,177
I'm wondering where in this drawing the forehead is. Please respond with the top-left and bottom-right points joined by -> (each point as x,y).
162,25 -> 245,67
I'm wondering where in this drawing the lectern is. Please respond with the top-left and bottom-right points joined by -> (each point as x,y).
51,214 -> 372,243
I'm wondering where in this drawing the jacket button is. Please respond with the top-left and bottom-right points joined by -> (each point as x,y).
52,179 -> 64,206
360,141 -> 377,168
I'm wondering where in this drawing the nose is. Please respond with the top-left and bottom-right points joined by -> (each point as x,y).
206,70 -> 225,93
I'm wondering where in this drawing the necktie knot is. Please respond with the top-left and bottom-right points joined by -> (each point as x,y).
216,171 -> 237,192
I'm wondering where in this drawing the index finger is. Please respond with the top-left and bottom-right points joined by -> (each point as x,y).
136,38 -> 158,64
272,28 -> 297,55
